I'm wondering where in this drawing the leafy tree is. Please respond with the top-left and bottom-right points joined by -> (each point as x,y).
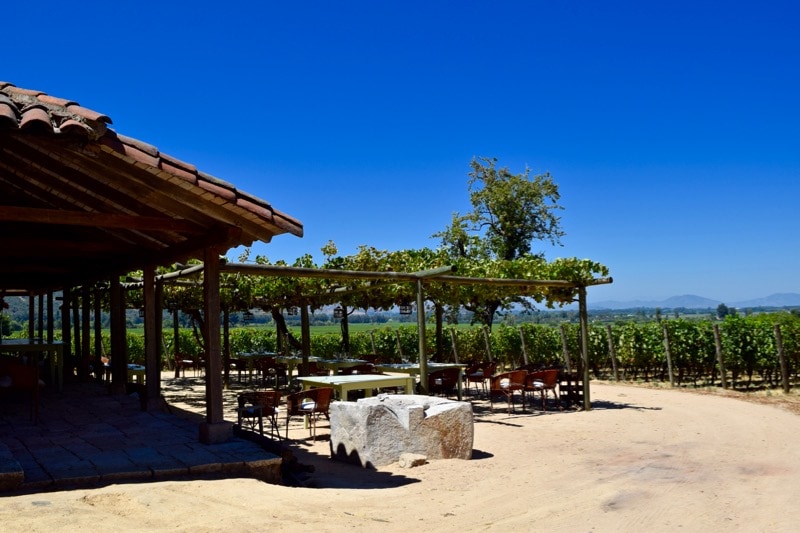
434,157 -> 570,327
449,156 -> 565,261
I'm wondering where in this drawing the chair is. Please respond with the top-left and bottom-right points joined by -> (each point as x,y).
237,390 -> 281,438
285,387 -> 333,440
174,352 -> 196,377
489,369 -> 528,414
255,357 -> 289,387
465,361 -> 496,398
428,367 -> 460,398
525,369 -> 560,411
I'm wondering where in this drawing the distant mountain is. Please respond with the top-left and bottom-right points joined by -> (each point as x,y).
731,293 -> 800,308
590,293 -> 800,310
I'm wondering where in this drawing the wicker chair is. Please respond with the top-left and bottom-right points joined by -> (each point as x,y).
285,387 -> 333,440
525,369 -> 560,411
174,353 -> 196,377
489,369 -> 528,414
237,390 -> 282,438
465,361 -> 496,398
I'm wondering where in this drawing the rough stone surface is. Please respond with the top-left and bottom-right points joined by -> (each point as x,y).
398,453 -> 427,468
329,394 -> 473,468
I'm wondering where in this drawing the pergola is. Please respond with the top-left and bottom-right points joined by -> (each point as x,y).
212,262 -> 612,409
0,82 -> 302,442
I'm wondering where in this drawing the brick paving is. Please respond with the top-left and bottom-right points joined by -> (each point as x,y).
0,372 -> 284,494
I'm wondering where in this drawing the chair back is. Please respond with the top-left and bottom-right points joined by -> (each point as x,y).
528,369 -> 559,388
491,369 -> 527,391
238,390 -> 281,412
287,387 -> 333,416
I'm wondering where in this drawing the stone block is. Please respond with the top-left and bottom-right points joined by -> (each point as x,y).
329,394 -> 473,468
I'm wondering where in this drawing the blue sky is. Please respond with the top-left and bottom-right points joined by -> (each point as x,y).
5,1 -> 799,304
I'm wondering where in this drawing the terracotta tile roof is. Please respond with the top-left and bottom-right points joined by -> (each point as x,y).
0,82 -> 303,292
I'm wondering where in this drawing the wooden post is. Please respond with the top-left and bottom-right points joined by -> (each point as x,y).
578,286 -> 591,410
81,285 -> 91,380
662,323 -> 675,387
38,293 -> 44,339
143,264 -> 161,411
395,330 -> 404,360
713,324 -> 727,389
482,326 -> 493,362
606,325 -> 619,381
301,301 -> 311,376
519,327 -> 529,366
416,279 -> 428,394
172,307 -> 181,378
775,324 -> 790,394
222,308 -> 230,389
449,328 -> 460,364
108,279 -> 126,394
369,330 -> 377,355
61,287 -> 72,384
559,324 -> 572,373
199,248 -> 232,444
72,294 -> 80,380
93,287 -> 103,383
28,292 -> 34,339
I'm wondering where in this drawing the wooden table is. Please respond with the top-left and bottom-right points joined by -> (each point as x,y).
0,338 -> 64,392
297,374 -> 415,399
376,363 -> 467,400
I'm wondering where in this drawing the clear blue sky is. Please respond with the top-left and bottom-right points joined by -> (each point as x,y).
5,1 -> 799,304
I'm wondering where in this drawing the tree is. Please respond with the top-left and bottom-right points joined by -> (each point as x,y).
462,156 -> 564,260
434,157 -> 568,327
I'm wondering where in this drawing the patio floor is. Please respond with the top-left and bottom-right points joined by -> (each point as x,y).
0,372 -> 285,494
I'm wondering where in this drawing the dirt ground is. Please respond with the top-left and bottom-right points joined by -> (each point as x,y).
2,381 -> 800,532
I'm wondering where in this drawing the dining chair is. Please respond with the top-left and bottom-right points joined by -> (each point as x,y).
489,369 -> 528,414
525,369 -> 560,411
237,390 -> 282,439
465,361 -> 496,398
284,387 -> 334,440
428,367 -> 461,398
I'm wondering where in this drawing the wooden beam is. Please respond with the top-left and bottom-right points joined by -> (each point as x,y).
0,206 -> 202,233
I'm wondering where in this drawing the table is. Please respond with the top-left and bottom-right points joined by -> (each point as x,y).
376,363 -> 467,400
316,358 -> 369,374
297,374 -> 416,400
0,338 -> 64,392
127,364 -> 145,384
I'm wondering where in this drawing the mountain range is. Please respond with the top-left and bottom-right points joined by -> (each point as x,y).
590,293 -> 800,310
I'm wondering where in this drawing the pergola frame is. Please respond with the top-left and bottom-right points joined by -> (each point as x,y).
163,261 -> 612,410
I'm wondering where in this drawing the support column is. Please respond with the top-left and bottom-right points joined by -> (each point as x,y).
200,247 -> 233,443
143,264 -> 162,411
109,277 -> 127,395
578,286 -> 591,411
